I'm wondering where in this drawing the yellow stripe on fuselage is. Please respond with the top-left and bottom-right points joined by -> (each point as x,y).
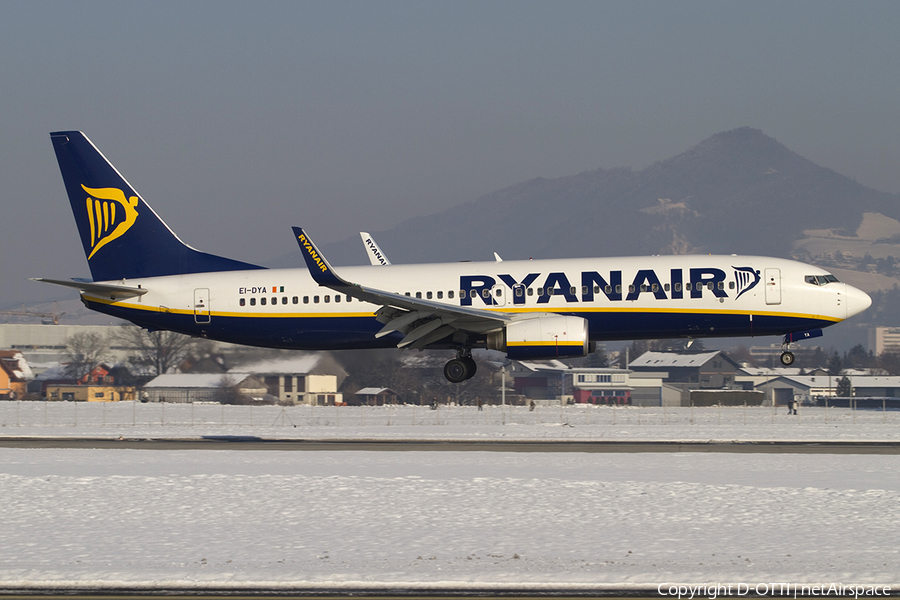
84,294 -> 841,324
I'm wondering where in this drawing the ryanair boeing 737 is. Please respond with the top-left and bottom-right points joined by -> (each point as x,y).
35,131 -> 872,382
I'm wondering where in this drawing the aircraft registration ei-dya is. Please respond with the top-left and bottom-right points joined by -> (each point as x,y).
35,131 -> 872,382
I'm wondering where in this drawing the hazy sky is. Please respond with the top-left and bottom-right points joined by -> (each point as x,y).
3,0 -> 900,306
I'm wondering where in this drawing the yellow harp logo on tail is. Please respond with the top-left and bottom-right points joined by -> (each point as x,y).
82,185 -> 139,259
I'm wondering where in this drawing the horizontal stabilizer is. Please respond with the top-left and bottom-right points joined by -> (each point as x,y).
30,278 -> 148,300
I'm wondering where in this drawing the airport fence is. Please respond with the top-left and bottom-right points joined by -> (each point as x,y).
1,399 -> 900,434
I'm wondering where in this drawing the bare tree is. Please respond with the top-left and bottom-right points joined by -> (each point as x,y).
214,374 -> 244,404
64,331 -> 110,381
111,325 -> 196,376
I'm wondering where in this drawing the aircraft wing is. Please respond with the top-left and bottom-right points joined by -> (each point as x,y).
293,227 -> 510,349
30,278 -> 149,300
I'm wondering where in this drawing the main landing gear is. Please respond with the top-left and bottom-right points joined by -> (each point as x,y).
780,337 -> 795,366
444,350 -> 477,383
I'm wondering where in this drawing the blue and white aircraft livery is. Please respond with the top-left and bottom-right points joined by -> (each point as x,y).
36,131 -> 872,382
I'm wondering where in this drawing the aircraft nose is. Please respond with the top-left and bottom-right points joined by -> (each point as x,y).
844,284 -> 872,318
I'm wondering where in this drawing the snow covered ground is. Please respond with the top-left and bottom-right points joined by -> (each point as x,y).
1,402 -> 899,592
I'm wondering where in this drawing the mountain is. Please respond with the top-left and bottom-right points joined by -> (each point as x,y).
299,127 -> 900,271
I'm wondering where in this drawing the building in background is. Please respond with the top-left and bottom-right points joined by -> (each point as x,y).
628,351 -> 744,388
869,327 -> 900,355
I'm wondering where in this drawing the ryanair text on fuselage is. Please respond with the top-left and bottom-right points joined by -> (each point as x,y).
460,266 -> 760,306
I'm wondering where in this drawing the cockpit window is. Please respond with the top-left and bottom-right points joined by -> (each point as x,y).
805,274 -> 840,286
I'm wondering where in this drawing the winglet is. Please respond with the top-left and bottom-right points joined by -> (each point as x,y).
292,227 -> 346,287
359,232 -> 392,265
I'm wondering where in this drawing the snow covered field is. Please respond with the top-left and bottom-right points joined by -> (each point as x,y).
1,402 -> 899,592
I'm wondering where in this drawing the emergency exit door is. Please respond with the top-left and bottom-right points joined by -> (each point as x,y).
764,268 -> 782,305
194,288 -> 211,323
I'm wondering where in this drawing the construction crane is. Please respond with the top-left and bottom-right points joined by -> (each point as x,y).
0,304 -> 65,325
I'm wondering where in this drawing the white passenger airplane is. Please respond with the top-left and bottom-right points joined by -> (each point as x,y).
36,131 -> 872,382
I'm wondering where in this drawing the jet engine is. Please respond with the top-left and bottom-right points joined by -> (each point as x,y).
487,314 -> 590,360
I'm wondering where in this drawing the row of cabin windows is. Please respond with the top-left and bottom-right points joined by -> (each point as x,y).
238,280 -> 741,307
406,291 -> 456,299
240,295 -> 353,307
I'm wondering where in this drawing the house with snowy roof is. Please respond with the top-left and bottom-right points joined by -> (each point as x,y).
142,353 -> 345,405
352,387 -> 400,406
142,373 -> 268,404
755,374 -> 900,407
0,350 -> 29,399
628,351 -> 744,389
234,354 -> 345,405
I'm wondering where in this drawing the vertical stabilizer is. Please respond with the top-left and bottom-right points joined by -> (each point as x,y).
50,131 -> 263,281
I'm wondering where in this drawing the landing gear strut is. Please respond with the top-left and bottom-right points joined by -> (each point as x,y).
444,350 -> 477,383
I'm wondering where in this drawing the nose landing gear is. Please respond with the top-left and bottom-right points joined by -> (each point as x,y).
444,350 -> 477,383
779,329 -> 823,367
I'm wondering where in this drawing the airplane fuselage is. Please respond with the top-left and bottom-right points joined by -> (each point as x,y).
80,254 -> 865,351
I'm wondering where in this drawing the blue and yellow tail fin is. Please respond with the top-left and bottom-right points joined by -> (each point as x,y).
50,131 -> 263,281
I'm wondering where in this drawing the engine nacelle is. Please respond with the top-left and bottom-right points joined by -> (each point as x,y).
487,315 -> 589,360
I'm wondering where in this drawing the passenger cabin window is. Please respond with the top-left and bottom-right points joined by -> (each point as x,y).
448,291 -> 454,299
437,291 -> 443,299
426,291 -> 432,299
250,298 -> 256,306
240,298 -> 246,306
261,297 -> 267,306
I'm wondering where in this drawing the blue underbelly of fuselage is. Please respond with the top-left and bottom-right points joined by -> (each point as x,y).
87,300 -> 835,350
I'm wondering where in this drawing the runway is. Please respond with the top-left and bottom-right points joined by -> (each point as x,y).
1,436 -> 899,453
